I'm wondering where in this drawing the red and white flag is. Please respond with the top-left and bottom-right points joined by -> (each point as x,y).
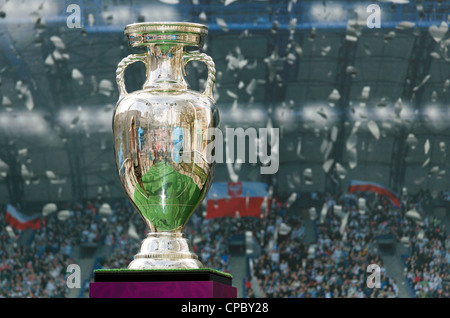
4,204 -> 41,230
206,182 -> 269,219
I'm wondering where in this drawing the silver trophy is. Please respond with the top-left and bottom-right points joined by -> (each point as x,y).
112,22 -> 218,269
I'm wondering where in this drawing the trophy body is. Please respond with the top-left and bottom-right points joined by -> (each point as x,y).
112,22 -> 218,269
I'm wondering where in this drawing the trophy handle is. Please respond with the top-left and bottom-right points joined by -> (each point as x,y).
182,52 -> 216,104
116,53 -> 147,98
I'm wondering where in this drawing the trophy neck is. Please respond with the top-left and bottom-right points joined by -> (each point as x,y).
142,44 -> 188,91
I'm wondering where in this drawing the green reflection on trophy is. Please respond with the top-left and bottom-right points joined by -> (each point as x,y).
112,22 -> 218,269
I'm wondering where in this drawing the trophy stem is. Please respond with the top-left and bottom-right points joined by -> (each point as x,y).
128,232 -> 204,269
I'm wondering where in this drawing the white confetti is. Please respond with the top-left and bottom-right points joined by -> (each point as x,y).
72,68 -> 84,85
303,168 -> 313,185
224,0 -> 238,5
42,203 -> 57,216
226,90 -> 238,99
50,35 -> 66,51
216,17 -> 229,32
348,147 -> 357,169
413,74 -> 431,92
367,121 -> 380,140
245,79 -> 257,95
323,159 -> 334,173
57,210 -> 70,221
361,86 -> 370,100
394,98 -> 403,117
328,89 -> 341,106
99,79 -> 113,96
406,133 -> 418,149
424,139 -> 430,155
396,21 -> 415,30
335,163 -> 347,179
428,21 -> 448,42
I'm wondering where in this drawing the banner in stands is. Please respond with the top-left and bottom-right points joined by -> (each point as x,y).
4,204 -> 41,230
348,180 -> 400,208
206,182 -> 269,219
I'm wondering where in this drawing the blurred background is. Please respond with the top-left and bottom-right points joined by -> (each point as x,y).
0,0 -> 449,298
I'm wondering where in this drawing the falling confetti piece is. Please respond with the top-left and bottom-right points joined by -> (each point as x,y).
159,0 -> 179,4
321,45 -> 331,56
430,52 -> 441,59
428,21 -> 448,42
198,11 -> 207,22
231,99 -> 238,110
296,138 -> 302,157
224,0 -> 238,5
367,121 -> 380,140
303,168 -> 313,185
286,192 -> 297,207
216,17 -> 229,32
286,53 -> 296,64
384,31 -> 396,42
331,126 -> 338,142
396,21 -> 415,30
406,133 -> 418,149
294,43 -> 303,57
328,89 -> 341,106
44,54 -> 55,66
413,74 -> 431,92
443,79 -> 450,92
42,203 -> 57,216
346,132 -> 358,150
226,90 -> 238,99
320,139 -> 329,154
57,210 -> 71,221
429,166 -> 439,174
98,79 -> 114,96
323,159 -> 334,173
335,162 -> 347,179
346,65 -> 357,77
377,97 -> 387,107
289,18 -> 297,32
361,86 -> 370,100
394,98 -> 403,116
424,139 -> 430,155
50,35 -> 66,51
72,68 -> 84,85
431,90 -> 437,102
245,79 -> 257,95
348,147 -> 357,169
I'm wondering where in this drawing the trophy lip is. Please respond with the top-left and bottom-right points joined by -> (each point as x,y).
124,21 -> 208,35
124,21 -> 208,48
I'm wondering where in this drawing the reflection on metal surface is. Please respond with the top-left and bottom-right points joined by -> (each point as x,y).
113,22 -> 218,269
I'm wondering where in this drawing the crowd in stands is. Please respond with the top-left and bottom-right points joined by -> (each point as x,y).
401,192 -> 450,298
0,188 -> 449,298
250,190 -> 449,298
250,193 -> 399,298
0,204 -> 76,297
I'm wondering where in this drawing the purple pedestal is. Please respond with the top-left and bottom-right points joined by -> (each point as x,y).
89,281 -> 237,298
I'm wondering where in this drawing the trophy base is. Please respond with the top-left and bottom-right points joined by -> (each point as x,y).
128,232 -> 203,269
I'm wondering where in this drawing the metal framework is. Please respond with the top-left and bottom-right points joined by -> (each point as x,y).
388,29 -> 435,194
324,35 -> 358,194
